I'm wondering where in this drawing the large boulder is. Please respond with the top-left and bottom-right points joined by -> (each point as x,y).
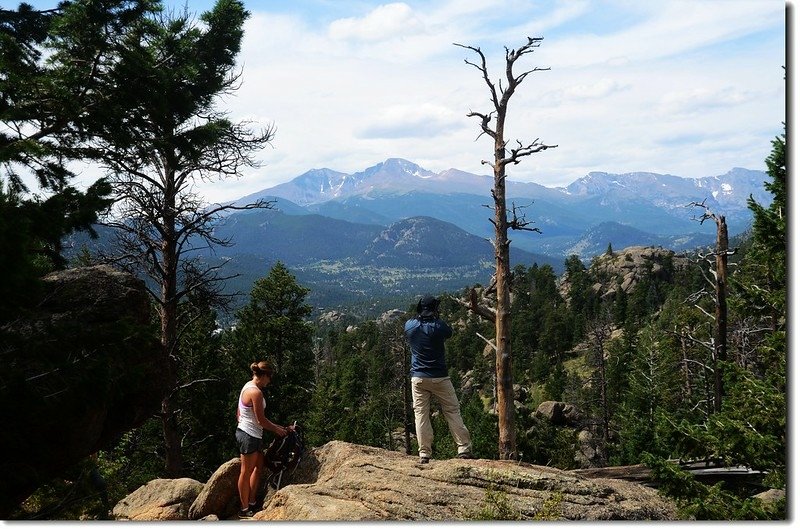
188,458 -> 242,520
253,441 -> 677,521
0,265 -> 168,516
534,401 -> 582,427
112,478 -> 203,520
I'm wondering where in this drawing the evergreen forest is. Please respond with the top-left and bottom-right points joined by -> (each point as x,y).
0,0 -> 786,521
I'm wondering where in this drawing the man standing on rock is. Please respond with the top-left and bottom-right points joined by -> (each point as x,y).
404,295 -> 473,464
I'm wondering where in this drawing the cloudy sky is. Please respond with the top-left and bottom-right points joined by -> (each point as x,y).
206,0 -> 786,202
27,0 -> 789,202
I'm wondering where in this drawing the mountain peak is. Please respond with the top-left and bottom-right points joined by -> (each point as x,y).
361,158 -> 435,179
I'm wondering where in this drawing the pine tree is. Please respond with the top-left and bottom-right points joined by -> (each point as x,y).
85,0 -> 275,476
0,0 -> 155,320
230,262 -> 314,427
740,127 -> 786,332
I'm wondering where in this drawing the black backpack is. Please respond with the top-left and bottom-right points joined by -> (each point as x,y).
264,424 -> 304,488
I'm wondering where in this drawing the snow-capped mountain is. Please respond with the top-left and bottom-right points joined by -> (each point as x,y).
564,167 -> 768,212
239,158 -> 769,241
235,167 -> 350,206
238,157 -> 567,207
237,158 -> 438,206
246,158 -> 769,212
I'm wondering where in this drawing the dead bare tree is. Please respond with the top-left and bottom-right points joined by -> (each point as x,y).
454,37 -> 557,459
688,200 -> 737,413
587,310 -> 613,462
389,323 -> 413,455
668,324 -> 716,417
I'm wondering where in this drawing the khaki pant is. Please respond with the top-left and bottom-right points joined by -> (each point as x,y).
411,376 -> 472,458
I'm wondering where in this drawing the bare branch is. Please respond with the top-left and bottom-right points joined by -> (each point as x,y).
454,42 -> 500,110
499,138 -> 558,167
469,287 -> 497,321
466,110 -> 496,140
476,332 -> 497,351
508,201 -> 542,233
167,378 -> 221,401
693,303 -> 716,321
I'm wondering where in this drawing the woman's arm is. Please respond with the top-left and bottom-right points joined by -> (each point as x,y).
247,387 -> 288,437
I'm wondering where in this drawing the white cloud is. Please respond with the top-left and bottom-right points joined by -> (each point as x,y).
562,78 -> 630,101
500,1 -> 592,41
328,3 -> 427,42
660,87 -> 757,115
356,103 -> 465,139
546,0 -> 783,68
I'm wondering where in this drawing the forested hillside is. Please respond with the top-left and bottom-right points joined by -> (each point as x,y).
1,0 -> 785,521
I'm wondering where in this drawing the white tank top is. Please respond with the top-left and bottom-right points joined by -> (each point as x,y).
237,381 -> 265,438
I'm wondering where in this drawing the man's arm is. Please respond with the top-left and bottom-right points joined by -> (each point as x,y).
439,319 -> 453,339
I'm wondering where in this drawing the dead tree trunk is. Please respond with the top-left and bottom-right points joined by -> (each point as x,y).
589,313 -> 612,462
689,201 -> 735,413
678,331 -> 692,400
390,324 -> 413,455
455,37 -> 556,459
402,340 -> 412,455
713,215 -> 729,413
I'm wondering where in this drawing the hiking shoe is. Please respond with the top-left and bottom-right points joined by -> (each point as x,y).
238,508 -> 255,519
457,452 -> 475,459
419,456 -> 430,464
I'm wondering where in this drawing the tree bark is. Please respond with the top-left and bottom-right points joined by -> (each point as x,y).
679,332 -> 692,401
493,136 -> 516,459
160,181 -> 183,477
713,215 -> 728,413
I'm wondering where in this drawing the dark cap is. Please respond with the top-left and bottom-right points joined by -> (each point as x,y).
417,295 -> 440,318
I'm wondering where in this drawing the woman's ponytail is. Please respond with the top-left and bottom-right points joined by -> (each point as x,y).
251,360 -> 274,378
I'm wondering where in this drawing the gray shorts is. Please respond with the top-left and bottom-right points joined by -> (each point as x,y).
236,428 -> 263,455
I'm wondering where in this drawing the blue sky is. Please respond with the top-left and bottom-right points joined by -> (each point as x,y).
16,1 -> 788,201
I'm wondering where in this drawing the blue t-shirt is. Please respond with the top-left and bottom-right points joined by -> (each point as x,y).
405,317 -> 453,378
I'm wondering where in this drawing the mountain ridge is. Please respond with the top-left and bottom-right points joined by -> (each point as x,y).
230,158 -> 766,259
239,158 -> 768,210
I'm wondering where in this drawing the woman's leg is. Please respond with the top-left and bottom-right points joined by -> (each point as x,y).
238,452 -> 259,509
248,450 -> 265,506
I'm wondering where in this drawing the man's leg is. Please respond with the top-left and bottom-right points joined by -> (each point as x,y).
411,377 -> 433,459
429,377 -> 472,455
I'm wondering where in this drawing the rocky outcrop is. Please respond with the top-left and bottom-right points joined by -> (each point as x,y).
0,265 -> 168,517
126,441 -> 677,521
561,246 -> 687,303
376,308 -> 406,325
112,478 -> 203,521
257,441 -> 676,521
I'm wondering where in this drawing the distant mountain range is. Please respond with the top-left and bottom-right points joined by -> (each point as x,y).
231,158 -> 770,258
67,158 -> 771,315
